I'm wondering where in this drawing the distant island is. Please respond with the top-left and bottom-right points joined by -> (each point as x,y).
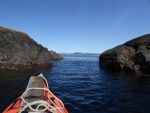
73,52 -> 83,54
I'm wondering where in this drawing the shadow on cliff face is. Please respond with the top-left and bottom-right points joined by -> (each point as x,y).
0,26 -> 53,70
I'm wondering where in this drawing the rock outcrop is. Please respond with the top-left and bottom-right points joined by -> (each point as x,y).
0,26 -> 52,70
49,50 -> 63,60
99,34 -> 150,74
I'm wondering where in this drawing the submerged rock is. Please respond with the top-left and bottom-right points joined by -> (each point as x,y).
0,26 -> 52,70
49,50 -> 63,60
99,34 -> 150,74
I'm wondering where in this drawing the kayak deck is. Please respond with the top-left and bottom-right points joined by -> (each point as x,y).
19,76 -> 44,112
3,74 -> 68,113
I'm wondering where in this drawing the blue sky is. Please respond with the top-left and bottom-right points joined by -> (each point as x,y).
0,0 -> 150,53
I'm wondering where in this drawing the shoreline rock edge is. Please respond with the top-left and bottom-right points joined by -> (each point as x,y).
0,26 -> 52,70
99,34 -> 150,74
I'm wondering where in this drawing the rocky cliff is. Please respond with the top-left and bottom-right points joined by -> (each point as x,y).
0,26 -> 52,70
49,50 -> 63,60
99,34 -> 150,74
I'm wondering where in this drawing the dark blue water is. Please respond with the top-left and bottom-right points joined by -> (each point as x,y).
0,54 -> 150,113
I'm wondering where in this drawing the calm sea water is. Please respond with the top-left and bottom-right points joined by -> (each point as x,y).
0,54 -> 150,113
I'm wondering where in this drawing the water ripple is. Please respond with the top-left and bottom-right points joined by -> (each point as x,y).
0,54 -> 150,113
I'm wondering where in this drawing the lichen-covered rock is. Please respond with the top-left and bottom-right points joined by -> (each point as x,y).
0,26 -> 52,70
99,45 -> 135,71
124,34 -> 150,49
135,51 -> 150,73
49,50 -> 63,60
99,34 -> 150,74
